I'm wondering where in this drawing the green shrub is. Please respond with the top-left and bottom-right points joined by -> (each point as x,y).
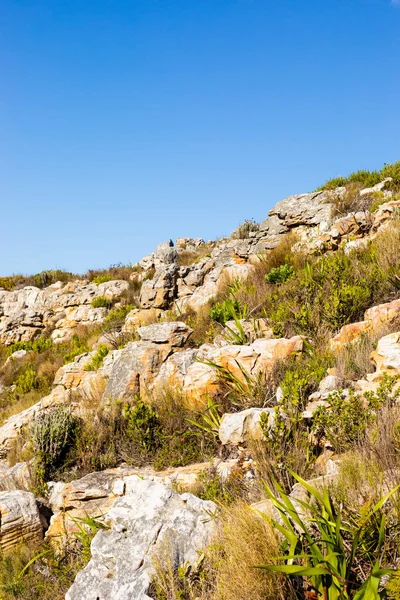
262,473 -> 399,599
91,296 -> 110,308
318,160 -> 400,192
103,304 -> 133,328
312,374 -> 400,453
84,344 -> 109,371
6,337 -> 53,357
124,399 -> 162,454
63,334 -> 89,364
209,298 -> 247,325
265,264 -> 295,284
92,274 -> 112,284
31,407 -> 79,481
15,367 -> 38,395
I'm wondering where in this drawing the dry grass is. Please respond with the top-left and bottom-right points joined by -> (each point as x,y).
334,319 -> 400,381
151,502 -> 295,600
331,182 -> 373,217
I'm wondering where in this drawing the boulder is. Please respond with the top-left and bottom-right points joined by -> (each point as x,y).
123,308 -> 164,332
65,477 -> 216,600
369,332 -> 400,382
137,322 -> 193,347
152,348 -> 198,391
268,190 -> 335,227
182,336 -> 303,407
219,408 -> 275,445
0,490 -> 43,551
329,321 -> 370,351
103,341 -> 172,401
0,461 -> 34,492
140,265 -> 178,309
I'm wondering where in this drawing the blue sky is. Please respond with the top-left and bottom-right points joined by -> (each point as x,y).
1,0 -> 399,275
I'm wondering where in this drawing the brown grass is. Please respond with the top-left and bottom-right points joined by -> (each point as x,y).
151,501 -> 295,600
334,319 -> 400,381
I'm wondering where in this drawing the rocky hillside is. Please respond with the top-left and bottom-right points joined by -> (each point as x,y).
1,162 -> 400,600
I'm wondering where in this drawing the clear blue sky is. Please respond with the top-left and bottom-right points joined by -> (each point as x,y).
1,0 -> 399,275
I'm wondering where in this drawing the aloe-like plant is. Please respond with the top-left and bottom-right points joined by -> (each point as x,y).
186,397 -> 222,440
257,472 -> 399,599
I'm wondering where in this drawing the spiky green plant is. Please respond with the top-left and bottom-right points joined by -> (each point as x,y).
257,472 -> 399,599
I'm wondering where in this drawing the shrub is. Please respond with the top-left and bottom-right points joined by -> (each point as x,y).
31,407 -> 79,480
312,374 -> 400,453
92,274 -> 112,284
124,399 -> 162,454
84,344 -> 109,371
233,219 -> 259,239
13,366 -> 37,395
209,298 -> 247,325
318,160 -> 400,192
265,263 -> 294,284
6,337 -> 53,357
63,334 -> 89,364
91,296 -> 110,308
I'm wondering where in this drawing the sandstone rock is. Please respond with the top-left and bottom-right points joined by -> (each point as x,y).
65,477 -> 216,600
182,336 -> 303,407
140,265 -> 178,309
219,408 -> 275,445
0,461 -> 34,492
47,471 -> 127,542
137,321 -> 193,347
103,341 -> 172,401
97,280 -> 130,300
123,308 -> 164,332
364,298 -> 400,325
0,490 -> 43,551
369,332 -> 400,382
268,190 -> 335,227
318,375 -> 343,394
152,348 -> 198,391
329,321 -> 370,351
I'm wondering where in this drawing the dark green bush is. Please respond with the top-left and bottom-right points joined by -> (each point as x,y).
6,337 -> 53,357
265,264 -> 295,285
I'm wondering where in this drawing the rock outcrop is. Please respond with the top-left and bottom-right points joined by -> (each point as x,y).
0,280 -> 129,345
0,490 -> 43,551
65,477 -> 216,600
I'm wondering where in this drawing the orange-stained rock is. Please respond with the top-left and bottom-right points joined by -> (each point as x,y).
182,336 -> 303,407
123,308 -> 164,333
329,321 -> 370,351
364,298 -> 400,326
